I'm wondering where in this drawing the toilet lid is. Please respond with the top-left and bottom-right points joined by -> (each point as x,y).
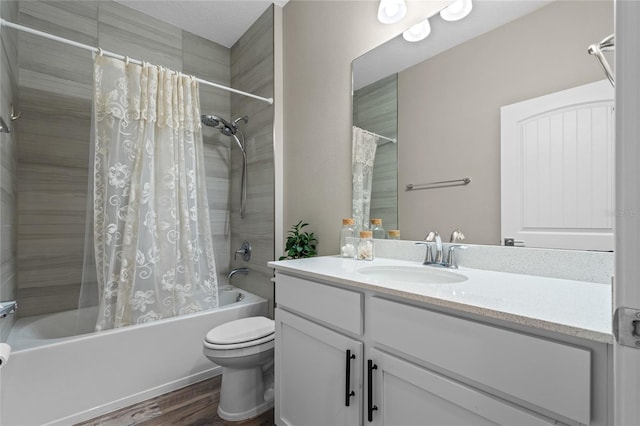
205,316 -> 274,345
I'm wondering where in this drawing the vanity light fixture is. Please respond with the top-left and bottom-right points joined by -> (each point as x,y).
402,18 -> 431,42
440,0 -> 473,22
377,0 -> 407,24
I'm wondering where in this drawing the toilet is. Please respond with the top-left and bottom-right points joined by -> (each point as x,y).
203,316 -> 275,421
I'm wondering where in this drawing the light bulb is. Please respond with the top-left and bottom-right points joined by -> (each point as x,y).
440,0 -> 473,22
378,0 -> 407,24
402,18 -> 431,42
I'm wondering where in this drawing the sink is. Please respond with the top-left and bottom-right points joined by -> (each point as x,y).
358,265 -> 468,284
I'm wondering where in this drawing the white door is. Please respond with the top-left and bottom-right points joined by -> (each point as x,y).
274,308 -> 363,426
366,349 -> 553,426
614,1 -> 640,424
501,80 -> 614,250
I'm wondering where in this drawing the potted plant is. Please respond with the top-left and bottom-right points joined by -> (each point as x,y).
279,221 -> 318,260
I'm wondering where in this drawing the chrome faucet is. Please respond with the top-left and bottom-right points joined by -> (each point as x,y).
425,231 -> 444,264
446,245 -> 467,269
227,267 -> 249,280
417,231 -> 467,268
416,231 -> 445,266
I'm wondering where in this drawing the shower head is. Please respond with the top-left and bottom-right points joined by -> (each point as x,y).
201,113 -> 249,219
201,114 -> 232,130
201,113 -> 249,138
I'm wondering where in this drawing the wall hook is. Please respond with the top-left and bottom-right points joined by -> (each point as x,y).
10,104 -> 20,121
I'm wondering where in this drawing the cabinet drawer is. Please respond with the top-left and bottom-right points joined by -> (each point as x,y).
370,297 -> 590,425
276,273 -> 363,335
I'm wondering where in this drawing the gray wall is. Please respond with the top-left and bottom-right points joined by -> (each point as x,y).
397,0 -> 613,243
282,1 -> 444,255
353,74 -> 398,233
229,6 -> 275,315
0,0 -> 19,341
15,0 -> 235,317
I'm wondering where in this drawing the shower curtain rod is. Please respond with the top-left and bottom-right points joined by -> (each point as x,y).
0,18 -> 274,105
361,129 -> 397,144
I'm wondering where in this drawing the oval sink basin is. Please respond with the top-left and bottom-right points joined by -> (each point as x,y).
358,265 -> 468,284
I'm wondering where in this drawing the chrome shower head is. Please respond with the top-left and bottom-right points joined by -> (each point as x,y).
201,114 -> 221,128
201,114 -> 248,137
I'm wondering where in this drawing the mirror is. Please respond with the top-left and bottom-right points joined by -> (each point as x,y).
352,0 -> 614,250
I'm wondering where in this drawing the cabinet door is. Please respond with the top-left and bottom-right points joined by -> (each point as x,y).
275,308 -> 363,426
367,349 -> 555,426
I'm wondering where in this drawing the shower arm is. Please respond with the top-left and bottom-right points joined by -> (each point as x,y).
588,34 -> 615,87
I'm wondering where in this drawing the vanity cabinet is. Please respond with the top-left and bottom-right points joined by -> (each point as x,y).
275,273 -> 364,426
274,271 -> 610,426
275,308 -> 363,425
367,349 -> 554,426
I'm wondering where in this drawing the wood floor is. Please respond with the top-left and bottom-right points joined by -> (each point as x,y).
75,376 -> 275,426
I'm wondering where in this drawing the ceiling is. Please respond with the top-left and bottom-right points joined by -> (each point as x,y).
114,0 -> 552,77
114,0 -> 288,48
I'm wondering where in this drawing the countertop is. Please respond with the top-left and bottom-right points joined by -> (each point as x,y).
268,256 -> 613,344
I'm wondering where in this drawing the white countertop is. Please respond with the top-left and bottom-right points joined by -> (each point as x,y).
269,256 -> 613,344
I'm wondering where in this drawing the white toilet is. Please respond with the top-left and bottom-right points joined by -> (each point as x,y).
203,316 -> 275,421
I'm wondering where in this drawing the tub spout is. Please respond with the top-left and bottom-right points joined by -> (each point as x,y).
227,267 -> 249,280
0,300 -> 17,318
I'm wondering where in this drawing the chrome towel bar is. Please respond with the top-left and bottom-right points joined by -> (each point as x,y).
588,34 -> 614,87
406,177 -> 471,191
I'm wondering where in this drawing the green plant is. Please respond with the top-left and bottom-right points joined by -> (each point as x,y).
279,221 -> 318,260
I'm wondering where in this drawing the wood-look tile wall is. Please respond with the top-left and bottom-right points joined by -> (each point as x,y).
16,0 -> 234,317
229,6 -> 275,316
353,74 -> 399,233
0,0 -> 19,341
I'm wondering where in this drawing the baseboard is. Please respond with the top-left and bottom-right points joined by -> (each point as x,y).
45,367 -> 222,426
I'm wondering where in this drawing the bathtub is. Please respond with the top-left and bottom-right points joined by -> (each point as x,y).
0,286 -> 268,426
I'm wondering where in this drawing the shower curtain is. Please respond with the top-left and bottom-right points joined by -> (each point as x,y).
352,126 -> 378,232
88,55 -> 218,330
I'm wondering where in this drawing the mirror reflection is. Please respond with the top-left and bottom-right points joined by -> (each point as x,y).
352,0 -> 614,250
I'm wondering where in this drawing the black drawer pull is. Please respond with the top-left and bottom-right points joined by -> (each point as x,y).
345,349 -> 356,406
367,359 -> 378,422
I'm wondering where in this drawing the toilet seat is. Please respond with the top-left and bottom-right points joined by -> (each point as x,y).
204,316 -> 274,350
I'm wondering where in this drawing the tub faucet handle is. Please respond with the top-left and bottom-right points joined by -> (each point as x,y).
234,241 -> 252,261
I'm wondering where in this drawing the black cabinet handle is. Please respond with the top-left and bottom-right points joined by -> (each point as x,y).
345,350 -> 356,406
367,359 -> 378,422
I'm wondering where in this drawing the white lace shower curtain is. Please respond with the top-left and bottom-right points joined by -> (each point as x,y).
91,55 -> 218,330
352,126 -> 378,232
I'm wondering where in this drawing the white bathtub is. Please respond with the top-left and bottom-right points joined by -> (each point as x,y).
0,286 -> 268,426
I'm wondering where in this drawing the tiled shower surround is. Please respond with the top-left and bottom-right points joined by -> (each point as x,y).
0,0 -> 19,342
13,0 -> 274,318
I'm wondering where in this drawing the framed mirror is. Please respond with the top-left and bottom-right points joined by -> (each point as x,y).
352,0 -> 614,250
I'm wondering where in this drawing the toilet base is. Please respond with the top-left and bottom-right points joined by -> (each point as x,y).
216,363 -> 275,421
218,395 -> 274,422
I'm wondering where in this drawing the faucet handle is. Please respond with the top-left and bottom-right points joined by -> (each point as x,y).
234,241 -> 252,261
446,245 -> 467,269
415,242 -> 434,264
424,231 -> 439,242
449,229 -> 465,243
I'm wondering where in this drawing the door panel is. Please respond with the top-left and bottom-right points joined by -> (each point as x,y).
501,79 -> 614,250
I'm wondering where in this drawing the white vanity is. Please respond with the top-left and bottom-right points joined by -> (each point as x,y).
269,255 -> 612,426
